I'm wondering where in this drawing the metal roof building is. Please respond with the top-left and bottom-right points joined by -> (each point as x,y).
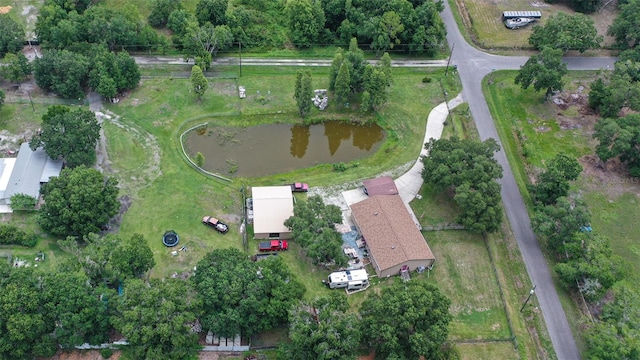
0,142 -> 63,206
502,11 -> 542,19
252,186 -> 294,239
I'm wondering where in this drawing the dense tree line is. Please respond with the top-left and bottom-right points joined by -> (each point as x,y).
0,15 -> 24,58
150,0 -> 446,59
589,52 -> 640,119
421,137 -> 504,234
280,281 -> 457,360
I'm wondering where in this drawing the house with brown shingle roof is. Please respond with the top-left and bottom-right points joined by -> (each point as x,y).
350,195 -> 435,278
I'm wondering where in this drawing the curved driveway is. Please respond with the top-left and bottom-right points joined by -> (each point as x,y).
440,2 -> 615,359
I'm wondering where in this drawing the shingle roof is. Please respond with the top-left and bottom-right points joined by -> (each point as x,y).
362,176 -> 399,196
350,195 -> 434,272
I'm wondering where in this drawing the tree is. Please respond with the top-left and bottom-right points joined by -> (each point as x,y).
0,53 -> 33,83
112,278 -> 202,360
190,65 -> 208,100
195,152 -> 205,167
360,281 -> 453,360
192,249 -> 305,337
148,0 -> 183,27
529,153 -> 582,205
9,193 -> 37,211
408,1 -> 447,56
0,268 -> 57,359
0,15 -> 24,58
334,61 -> 351,106
529,13 -> 602,53
294,70 -> 313,117
30,105 -> 100,167
529,12 -> 603,53
608,0 -> 640,50
422,137 -> 503,234
34,49 -> 89,99
279,293 -> 362,360
40,272 -> 110,348
184,22 -> 233,69
588,59 -> 640,118
344,38 -> 368,93
368,11 -> 404,56
110,233 -> 155,280
515,46 -> 567,98
363,64 -> 388,111
328,47 -> 343,91
531,196 -> 591,255
379,52 -> 392,85
284,0 -> 325,48
594,114 -> 640,177
0,89 -> 4,112
284,195 -> 346,265
38,166 -> 120,238
195,0 -> 228,26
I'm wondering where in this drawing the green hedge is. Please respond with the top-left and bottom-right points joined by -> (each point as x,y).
0,225 -> 38,247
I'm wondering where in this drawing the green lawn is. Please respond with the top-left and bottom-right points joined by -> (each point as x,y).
457,341 -> 519,360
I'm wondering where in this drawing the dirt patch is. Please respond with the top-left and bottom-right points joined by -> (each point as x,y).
0,5 -> 11,14
39,350 -> 121,360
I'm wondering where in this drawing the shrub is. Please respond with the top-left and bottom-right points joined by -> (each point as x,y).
0,224 -> 38,247
99,348 -> 113,359
422,76 -> 432,83
332,162 -> 347,172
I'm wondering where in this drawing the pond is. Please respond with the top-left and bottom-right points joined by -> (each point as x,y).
184,121 -> 385,177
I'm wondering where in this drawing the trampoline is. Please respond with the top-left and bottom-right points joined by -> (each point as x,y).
163,230 -> 179,247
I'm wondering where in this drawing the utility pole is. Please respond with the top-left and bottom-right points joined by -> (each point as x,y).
445,43 -> 455,76
520,284 -> 537,312
439,79 -> 450,123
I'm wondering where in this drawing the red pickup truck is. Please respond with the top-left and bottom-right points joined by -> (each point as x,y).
259,240 -> 288,252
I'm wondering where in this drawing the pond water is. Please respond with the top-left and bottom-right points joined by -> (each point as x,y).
184,121 -> 385,177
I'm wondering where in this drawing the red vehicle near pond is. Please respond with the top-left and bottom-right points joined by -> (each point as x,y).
291,182 -> 309,192
202,216 -> 229,234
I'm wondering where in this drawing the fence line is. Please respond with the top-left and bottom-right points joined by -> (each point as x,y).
483,235 -> 521,358
420,223 -> 465,231
178,123 -> 232,183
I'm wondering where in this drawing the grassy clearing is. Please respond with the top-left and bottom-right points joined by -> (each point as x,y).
484,70 -> 597,206
427,230 -> 511,341
457,341 -> 519,360
450,0 -> 617,51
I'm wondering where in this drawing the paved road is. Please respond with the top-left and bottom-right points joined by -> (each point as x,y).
439,3 -> 615,360
134,56 -> 448,68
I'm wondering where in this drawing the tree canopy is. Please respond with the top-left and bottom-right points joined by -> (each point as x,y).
0,52 -> 33,83
192,248 -> 305,337
594,114 -> 640,177
294,69 -> 313,117
284,0 -> 325,48
30,105 -> 100,167
279,293 -> 362,360
112,278 -> 202,360
608,0 -> 640,50
529,152 -> 582,206
529,12 -> 602,53
284,195 -> 346,266
588,58 -> 640,118
515,46 -> 568,98
0,15 -> 25,58
190,64 -> 208,100
360,281 -> 453,360
421,137 -> 503,233
38,166 -> 120,238
34,49 -> 89,99
110,233 -> 156,280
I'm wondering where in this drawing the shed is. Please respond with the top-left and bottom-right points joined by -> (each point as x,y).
252,186 -> 294,239
350,195 -> 435,278
0,142 -> 63,206
362,176 -> 398,196
502,11 -> 541,19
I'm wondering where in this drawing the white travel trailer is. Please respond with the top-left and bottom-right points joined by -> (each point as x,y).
324,269 -> 369,290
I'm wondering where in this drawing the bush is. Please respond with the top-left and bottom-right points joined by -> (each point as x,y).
99,348 -> 113,359
0,224 -> 38,247
422,76 -> 432,83
332,162 -> 348,172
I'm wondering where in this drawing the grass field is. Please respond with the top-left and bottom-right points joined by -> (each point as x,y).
485,70 -> 640,354
450,0 -> 618,51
